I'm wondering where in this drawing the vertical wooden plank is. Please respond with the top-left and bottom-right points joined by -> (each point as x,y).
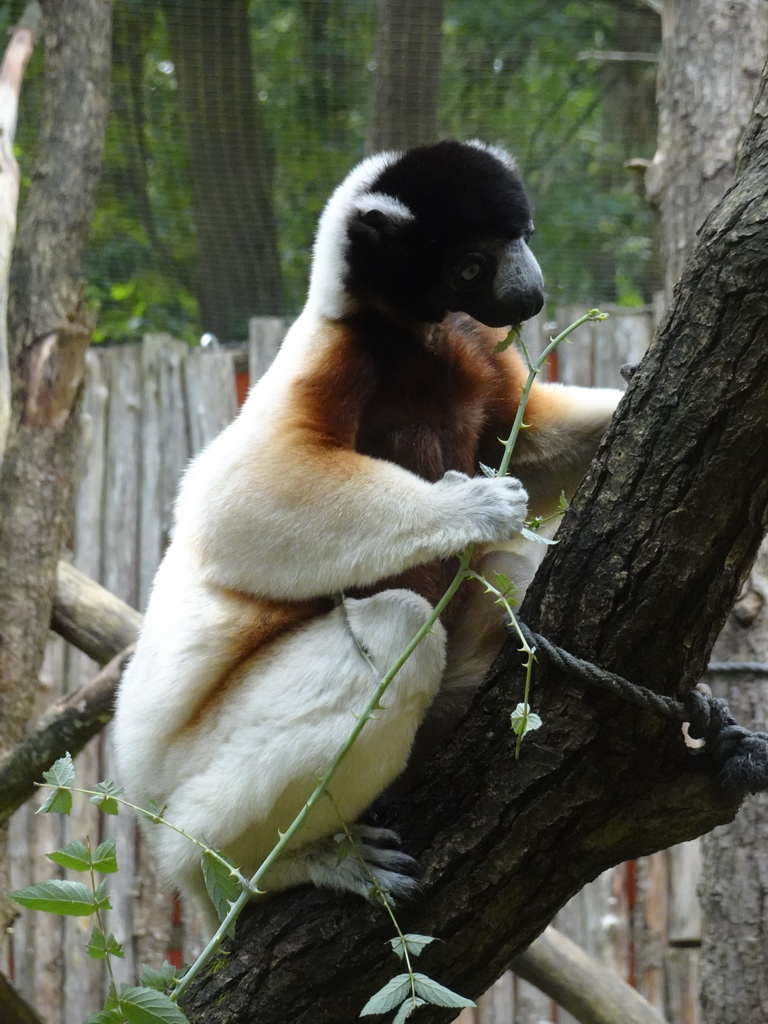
140,335 -> 191,607
248,315 -> 286,384
634,852 -> 669,1014
64,349 -> 110,1020
479,972 -> 517,1023
668,840 -> 702,946
134,335 -> 189,971
180,345 -> 238,963
593,309 -> 653,388
99,345 -> 143,993
665,947 -> 700,1024
549,304 -> 596,386
183,348 -> 238,455
514,975 -> 554,1023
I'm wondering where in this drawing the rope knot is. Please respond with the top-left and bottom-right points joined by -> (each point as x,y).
521,623 -> 768,795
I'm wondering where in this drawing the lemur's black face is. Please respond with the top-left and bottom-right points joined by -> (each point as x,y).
346,141 -> 544,327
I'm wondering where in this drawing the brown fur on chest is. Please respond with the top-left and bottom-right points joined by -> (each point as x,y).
346,314 -> 520,622
354,317 -> 500,481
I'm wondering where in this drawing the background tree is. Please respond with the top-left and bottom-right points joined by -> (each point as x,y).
0,0 -> 659,342
366,0 -> 444,152
0,0 -> 111,936
164,0 -> 283,338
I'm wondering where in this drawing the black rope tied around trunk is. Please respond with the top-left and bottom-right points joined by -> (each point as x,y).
517,622 -> 768,795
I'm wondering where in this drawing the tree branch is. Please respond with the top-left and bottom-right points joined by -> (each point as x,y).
51,560 -> 141,666
512,927 -> 669,1024
0,971 -> 46,1024
0,645 -> 133,827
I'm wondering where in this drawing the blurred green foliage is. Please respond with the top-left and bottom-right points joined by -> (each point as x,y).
5,0 -> 659,343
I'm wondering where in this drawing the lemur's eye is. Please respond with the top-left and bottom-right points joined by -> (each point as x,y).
524,222 -> 535,243
451,253 -> 488,290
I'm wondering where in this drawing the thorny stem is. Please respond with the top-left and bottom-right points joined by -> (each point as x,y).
326,792 -> 421,1004
465,570 -> 536,759
171,310 -> 607,1002
86,837 -> 119,1001
35,783 -> 251,890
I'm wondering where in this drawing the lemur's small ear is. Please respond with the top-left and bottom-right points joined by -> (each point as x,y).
352,208 -> 398,243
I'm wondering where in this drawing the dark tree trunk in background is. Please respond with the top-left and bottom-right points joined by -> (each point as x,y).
180,63 -> 768,1024
0,0 -> 111,934
366,0 -> 443,153
166,0 -> 282,338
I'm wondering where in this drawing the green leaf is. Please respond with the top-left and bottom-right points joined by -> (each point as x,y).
140,961 -> 182,994
392,997 -> 427,1024
118,985 -> 191,1024
521,527 -> 558,546
493,572 -> 519,603
110,281 -> 135,301
42,753 -> 75,788
201,850 -> 241,932
478,462 -> 497,478
93,839 -> 119,874
140,798 -> 167,825
493,325 -> 521,353
412,974 -> 475,1009
333,832 -> 355,865
91,780 -> 123,815
88,927 -> 125,960
83,1010 -> 124,1024
389,934 -> 436,960
510,704 -> 543,738
37,786 -> 73,815
8,879 -> 111,917
47,839 -> 91,871
360,974 -> 412,1015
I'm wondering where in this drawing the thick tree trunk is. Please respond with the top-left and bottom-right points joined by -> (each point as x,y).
165,0 -> 283,337
366,0 -> 444,153
645,0 -> 768,296
0,0 -> 111,934
180,61 -> 768,1024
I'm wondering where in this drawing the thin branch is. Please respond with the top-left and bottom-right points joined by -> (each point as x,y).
0,645 -> 133,826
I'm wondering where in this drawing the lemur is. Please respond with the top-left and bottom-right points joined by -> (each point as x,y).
113,140 -> 622,930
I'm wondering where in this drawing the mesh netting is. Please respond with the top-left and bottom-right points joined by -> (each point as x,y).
7,0 -> 661,343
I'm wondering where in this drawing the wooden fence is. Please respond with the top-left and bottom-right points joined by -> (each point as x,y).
4,309 -> 705,1024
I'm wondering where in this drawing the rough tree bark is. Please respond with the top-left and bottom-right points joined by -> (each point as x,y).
0,3 -> 41,462
365,0 -> 444,153
0,0 -> 111,935
179,60 -> 768,1024
645,0 -> 768,296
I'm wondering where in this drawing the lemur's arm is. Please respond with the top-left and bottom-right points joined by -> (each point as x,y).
507,380 -> 623,516
176,401 -> 527,601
